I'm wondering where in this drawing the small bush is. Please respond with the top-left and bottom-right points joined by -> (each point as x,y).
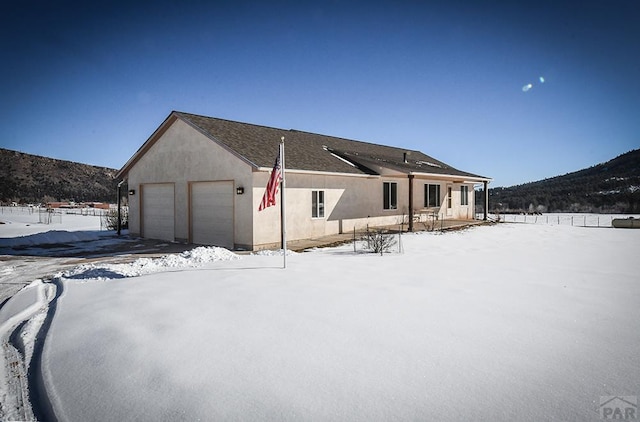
364,228 -> 397,255
102,207 -> 128,231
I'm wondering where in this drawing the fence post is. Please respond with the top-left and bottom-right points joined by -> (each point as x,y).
366,224 -> 370,250
353,227 -> 356,253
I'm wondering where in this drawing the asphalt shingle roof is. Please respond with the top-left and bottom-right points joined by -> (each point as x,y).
117,111 -> 490,181
140,111 -> 488,180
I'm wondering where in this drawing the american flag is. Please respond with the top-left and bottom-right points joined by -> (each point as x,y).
258,151 -> 282,211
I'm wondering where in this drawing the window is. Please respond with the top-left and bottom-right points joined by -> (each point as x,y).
461,185 -> 469,206
424,184 -> 441,207
447,186 -> 452,208
312,190 -> 325,218
383,182 -> 397,210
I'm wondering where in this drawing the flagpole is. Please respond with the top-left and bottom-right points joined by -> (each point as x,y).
280,137 -> 287,269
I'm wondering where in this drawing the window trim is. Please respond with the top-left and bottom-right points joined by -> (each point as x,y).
383,182 -> 398,210
461,185 -> 469,206
312,190 -> 325,218
424,183 -> 441,208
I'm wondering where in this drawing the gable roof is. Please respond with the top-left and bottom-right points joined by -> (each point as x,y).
117,111 -> 490,181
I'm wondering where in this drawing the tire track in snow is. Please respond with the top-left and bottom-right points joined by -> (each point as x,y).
28,278 -> 63,422
0,280 -> 55,421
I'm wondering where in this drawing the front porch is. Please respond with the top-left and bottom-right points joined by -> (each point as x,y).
406,177 -> 490,232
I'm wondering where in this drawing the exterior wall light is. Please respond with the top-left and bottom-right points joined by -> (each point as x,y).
236,187 -> 244,195
128,189 -> 136,195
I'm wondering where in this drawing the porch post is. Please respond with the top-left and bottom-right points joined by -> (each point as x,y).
408,174 -> 414,231
483,180 -> 489,221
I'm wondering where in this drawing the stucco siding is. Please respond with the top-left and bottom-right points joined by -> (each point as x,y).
251,174 -> 476,249
252,172 -> 411,248
127,119 -> 253,245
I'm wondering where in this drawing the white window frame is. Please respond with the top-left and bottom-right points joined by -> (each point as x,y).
425,184 -> 441,207
383,182 -> 397,210
312,190 -> 325,218
461,185 -> 469,206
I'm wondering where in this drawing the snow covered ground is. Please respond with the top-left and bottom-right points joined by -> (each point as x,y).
1,208 -> 639,421
0,206 -> 104,240
0,208 -> 127,302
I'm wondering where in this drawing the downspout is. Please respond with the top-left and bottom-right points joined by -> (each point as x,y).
408,174 -> 414,232
117,180 -> 125,235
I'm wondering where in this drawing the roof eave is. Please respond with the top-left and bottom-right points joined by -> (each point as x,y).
116,112 -> 179,179
408,171 -> 492,183
177,114 -> 260,169
116,112 -> 265,180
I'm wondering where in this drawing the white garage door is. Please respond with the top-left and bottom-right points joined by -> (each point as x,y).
142,183 -> 175,242
191,181 -> 234,248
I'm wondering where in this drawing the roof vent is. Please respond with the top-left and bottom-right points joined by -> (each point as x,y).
403,151 -> 411,163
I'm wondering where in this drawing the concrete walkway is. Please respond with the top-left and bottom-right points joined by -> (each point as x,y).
286,219 -> 491,252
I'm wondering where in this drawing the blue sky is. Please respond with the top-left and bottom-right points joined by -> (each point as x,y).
1,0 -> 638,187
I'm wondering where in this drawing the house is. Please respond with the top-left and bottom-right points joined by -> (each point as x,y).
116,111 -> 491,250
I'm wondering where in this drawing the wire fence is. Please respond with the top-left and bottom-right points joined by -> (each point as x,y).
1,205 -> 125,231
1,205 -> 111,216
57,207 -> 111,216
38,208 -> 63,224
1,205 -> 41,215
489,213 -> 640,228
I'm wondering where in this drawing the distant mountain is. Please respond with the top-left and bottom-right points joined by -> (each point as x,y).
483,149 -> 640,213
4,146 -> 639,212
0,148 -> 122,204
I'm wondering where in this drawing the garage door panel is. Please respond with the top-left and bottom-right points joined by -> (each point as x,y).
142,184 -> 175,241
191,181 -> 234,248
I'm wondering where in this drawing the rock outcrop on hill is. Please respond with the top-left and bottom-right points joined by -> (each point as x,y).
0,148 -> 120,204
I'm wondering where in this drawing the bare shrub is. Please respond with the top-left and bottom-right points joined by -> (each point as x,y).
364,227 -> 397,255
102,207 -> 128,231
